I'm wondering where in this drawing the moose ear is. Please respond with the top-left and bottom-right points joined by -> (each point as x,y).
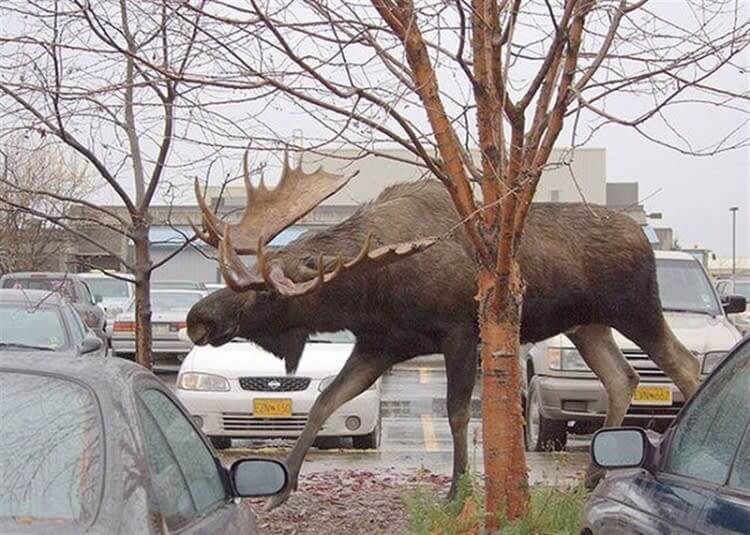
298,255 -> 339,279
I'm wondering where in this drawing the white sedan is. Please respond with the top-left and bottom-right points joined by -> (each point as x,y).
175,331 -> 381,450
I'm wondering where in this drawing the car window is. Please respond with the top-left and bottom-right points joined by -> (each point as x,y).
148,292 -> 204,312
0,304 -> 70,350
656,259 -> 722,316
664,342 -> 750,484
0,372 -> 102,524
136,398 -> 196,529
137,389 -> 226,515
80,282 -> 96,305
729,424 -> 750,491
62,303 -> 86,343
83,277 -> 131,302
2,277 -> 80,302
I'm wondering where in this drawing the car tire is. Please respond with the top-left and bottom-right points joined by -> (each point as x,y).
525,379 -> 567,452
352,412 -> 381,450
210,436 -> 232,450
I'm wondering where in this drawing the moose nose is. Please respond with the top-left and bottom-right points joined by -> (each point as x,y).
188,323 -> 210,346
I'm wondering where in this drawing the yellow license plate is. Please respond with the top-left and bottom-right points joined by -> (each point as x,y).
632,385 -> 672,406
253,398 -> 292,417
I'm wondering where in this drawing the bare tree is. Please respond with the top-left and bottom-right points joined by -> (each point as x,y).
0,139 -> 93,274
0,0 -> 244,367
168,0 -> 749,523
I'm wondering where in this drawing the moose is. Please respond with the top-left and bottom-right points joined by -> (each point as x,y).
186,151 -> 700,509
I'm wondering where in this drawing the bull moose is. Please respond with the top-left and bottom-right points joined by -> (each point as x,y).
186,151 -> 700,509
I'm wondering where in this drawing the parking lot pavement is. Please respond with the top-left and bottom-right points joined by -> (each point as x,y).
158,361 -> 589,487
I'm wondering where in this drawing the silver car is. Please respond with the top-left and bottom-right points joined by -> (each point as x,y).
112,289 -> 206,362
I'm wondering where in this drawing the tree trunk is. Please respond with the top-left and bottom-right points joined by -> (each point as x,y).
133,223 -> 153,369
477,261 -> 529,527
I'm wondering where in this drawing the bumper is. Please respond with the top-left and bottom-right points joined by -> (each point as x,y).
535,375 -> 686,422
112,335 -> 191,357
177,383 -> 380,438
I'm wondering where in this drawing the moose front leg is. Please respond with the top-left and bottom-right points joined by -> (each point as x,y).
443,327 -> 479,501
264,346 -> 396,510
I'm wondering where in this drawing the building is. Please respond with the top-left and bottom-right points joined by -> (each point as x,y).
62,146 -> 666,282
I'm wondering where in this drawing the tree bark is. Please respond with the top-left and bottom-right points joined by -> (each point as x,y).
133,221 -> 153,369
477,261 -> 528,528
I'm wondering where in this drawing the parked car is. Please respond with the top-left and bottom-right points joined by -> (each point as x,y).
0,353 -> 289,534
78,271 -> 135,325
582,335 -> 750,534
0,289 -> 105,357
523,250 -> 745,451
0,272 -> 107,344
152,280 -> 208,291
112,289 -> 206,362
176,330 -> 382,451
717,277 -> 750,334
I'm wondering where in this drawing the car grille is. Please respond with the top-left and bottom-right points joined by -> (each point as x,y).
221,412 -> 308,433
627,402 -> 685,418
238,376 -> 311,392
624,352 -> 668,378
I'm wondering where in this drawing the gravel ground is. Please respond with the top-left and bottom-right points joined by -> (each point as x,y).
248,468 -> 451,534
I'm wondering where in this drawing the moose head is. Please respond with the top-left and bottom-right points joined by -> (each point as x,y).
186,149 -> 436,370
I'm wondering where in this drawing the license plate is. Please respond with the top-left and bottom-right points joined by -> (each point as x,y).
153,324 -> 170,336
253,398 -> 292,417
632,385 -> 672,406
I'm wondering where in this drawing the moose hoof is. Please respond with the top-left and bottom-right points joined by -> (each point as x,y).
584,464 -> 605,490
263,486 -> 293,512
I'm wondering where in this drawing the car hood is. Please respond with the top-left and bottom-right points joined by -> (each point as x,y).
182,341 -> 354,379
0,348 -> 78,359
555,312 -> 741,353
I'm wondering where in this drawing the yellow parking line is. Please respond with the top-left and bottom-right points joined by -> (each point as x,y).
421,414 -> 439,452
418,367 -> 430,384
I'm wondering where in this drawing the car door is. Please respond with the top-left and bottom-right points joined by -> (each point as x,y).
134,380 -> 254,534
620,340 -> 750,533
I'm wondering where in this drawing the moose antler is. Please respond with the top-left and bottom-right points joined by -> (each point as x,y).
218,227 -> 439,297
191,149 -> 354,254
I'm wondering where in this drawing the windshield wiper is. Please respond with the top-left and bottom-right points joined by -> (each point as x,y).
662,307 -> 715,317
0,342 -> 57,351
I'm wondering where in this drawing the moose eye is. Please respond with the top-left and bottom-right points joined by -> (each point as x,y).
303,256 -> 318,270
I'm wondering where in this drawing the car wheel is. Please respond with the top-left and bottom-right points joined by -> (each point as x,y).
525,379 -> 567,452
352,412 -> 381,450
210,436 -> 232,450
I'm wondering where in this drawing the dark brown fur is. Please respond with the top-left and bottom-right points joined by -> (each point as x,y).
188,179 -> 699,505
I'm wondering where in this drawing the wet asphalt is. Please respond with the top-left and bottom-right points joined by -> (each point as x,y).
159,357 -> 589,487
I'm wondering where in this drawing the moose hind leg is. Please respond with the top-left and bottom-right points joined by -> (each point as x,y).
443,328 -> 479,501
618,317 -> 700,399
568,324 -> 640,488
264,346 -> 395,511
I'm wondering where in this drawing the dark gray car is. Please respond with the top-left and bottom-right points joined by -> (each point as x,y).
0,289 -> 105,357
0,272 -> 107,343
0,354 -> 288,534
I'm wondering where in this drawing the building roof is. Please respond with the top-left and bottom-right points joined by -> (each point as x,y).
147,225 -> 310,248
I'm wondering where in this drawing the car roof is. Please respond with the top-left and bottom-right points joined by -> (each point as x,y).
152,288 -> 205,294
0,353 -> 143,391
0,272 -> 84,280
78,271 -> 134,281
0,288 -> 66,305
654,251 -> 701,261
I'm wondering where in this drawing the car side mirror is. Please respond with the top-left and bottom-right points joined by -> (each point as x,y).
81,334 -> 104,354
591,428 -> 653,470
230,458 -> 289,498
723,295 -> 747,315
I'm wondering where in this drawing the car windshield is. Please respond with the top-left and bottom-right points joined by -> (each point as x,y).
656,259 -> 722,316
0,305 -> 69,350
309,330 -> 356,344
148,292 -> 203,312
2,278 -> 79,302
84,277 -> 131,301
0,372 -> 103,525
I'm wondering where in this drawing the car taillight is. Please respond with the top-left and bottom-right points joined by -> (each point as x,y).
170,321 -> 187,332
114,321 -> 136,332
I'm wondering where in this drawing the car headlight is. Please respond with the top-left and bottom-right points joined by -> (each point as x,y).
318,375 -> 377,392
177,372 -> 230,392
702,351 -> 728,375
546,347 -> 590,371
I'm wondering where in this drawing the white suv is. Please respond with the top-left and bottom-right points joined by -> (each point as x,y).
523,250 -> 744,451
